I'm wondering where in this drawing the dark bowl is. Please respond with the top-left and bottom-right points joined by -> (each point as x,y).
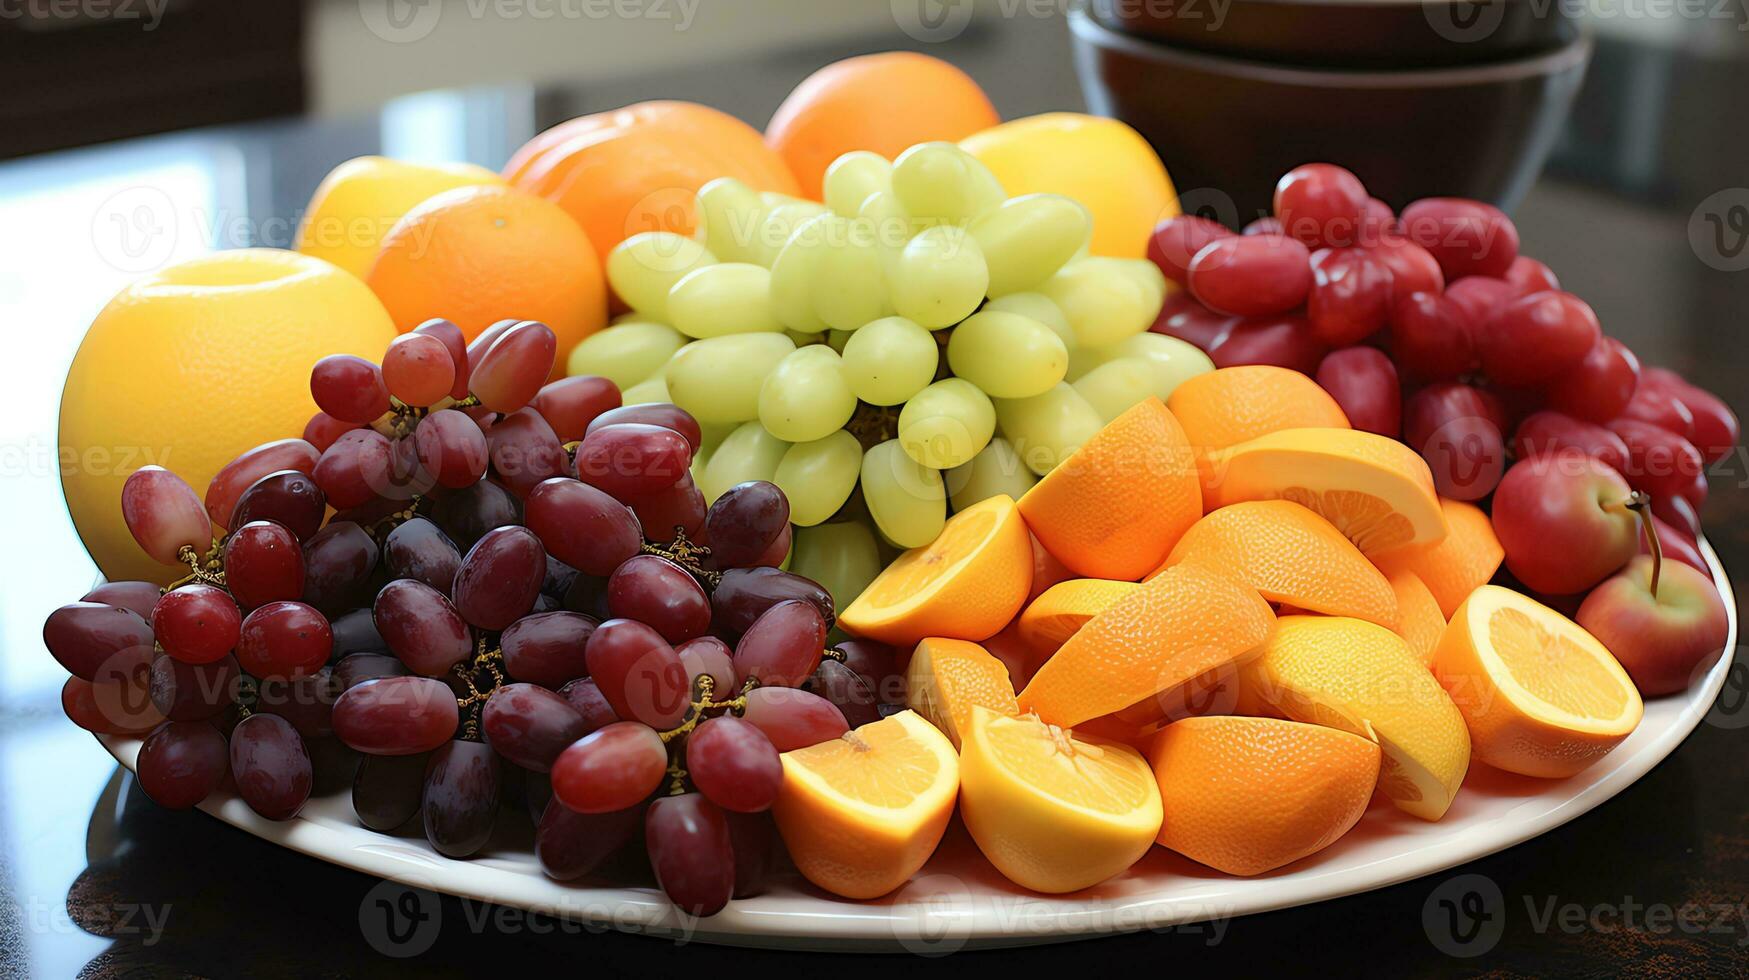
1070,5 -> 1590,222
1087,0 -> 1579,70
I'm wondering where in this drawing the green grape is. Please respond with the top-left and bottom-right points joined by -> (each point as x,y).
994,383 -> 1102,476
566,320 -> 685,389
1072,358 -> 1159,424
814,215 -> 888,331
773,430 -> 862,526
754,197 -> 830,267
898,378 -> 995,469
860,439 -> 946,548
969,194 -> 1090,297
758,344 -> 857,443
701,421 -> 791,503
1079,331 -> 1215,401
856,188 -> 918,251
621,375 -> 670,406
1040,257 -> 1167,348
667,263 -> 783,339
839,316 -> 938,406
944,310 -> 1068,399
769,213 -> 830,332
890,142 -> 1005,224
606,232 -> 716,319
891,225 -> 988,329
823,151 -> 892,217
696,178 -> 767,265
983,292 -> 1075,350
665,333 -> 795,423
945,437 -> 1037,512
790,520 -> 883,614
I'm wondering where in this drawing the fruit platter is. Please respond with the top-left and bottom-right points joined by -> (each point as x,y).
45,53 -> 1738,949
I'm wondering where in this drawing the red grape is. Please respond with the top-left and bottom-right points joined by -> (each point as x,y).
733,599 -> 827,688
1476,290 -> 1600,386
1606,417 -> 1705,503
1242,216 -> 1283,236
487,408 -> 571,498
645,792 -> 734,916
300,521 -> 379,614
687,715 -> 781,813
711,566 -> 835,635
754,525 -> 792,568
1403,383 -> 1507,500
232,469 -> 327,540
585,619 -> 689,728
471,320 -> 557,412
483,683 -> 587,772
834,639 -> 903,705
704,481 -> 790,568
1443,275 -> 1514,328
414,409 -> 490,488
533,375 -> 622,443
353,752 -> 429,831
550,720 -> 668,813
607,555 -> 712,644
205,439 -> 320,530
676,636 -> 736,694
121,466 -> 212,566
237,600 -> 331,679
1399,198 -> 1519,279
224,521 -> 305,610
1314,347 -> 1401,437
1150,290 -> 1237,351
383,333 -> 456,407
502,611 -> 598,688
1307,247 -> 1392,345
255,669 -> 339,739
1207,316 -> 1326,375
575,423 -> 692,501
423,739 -> 500,858
452,525 -> 546,630
332,675 -> 459,755
525,477 -> 643,575
1147,215 -> 1233,285
430,477 -> 519,550
62,673 -> 163,735
230,712 -> 312,820
1644,371 -> 1738,463
805,658 -> 882,727
536,799 -> 642,881
1388,291 -> 1474,381
586,403 -> 704,453
1186,234 -> 1312,316
740,686 -> 849,751
629,472 -> 708,544
43,601 -> 154,684
136,720 -> 228,809
414,318 -> 472,401
333,652 -> 408,691
1359,197 -> 1396,244
1367,235 -> 1445,298
1618,386 -> 1696,441
557,677 -> 619,735
1511,411 -> 1632,474
727,811 -> 778,899
383,516 -> 462,596
311,355 -> 391,424
1273,163 -> 1369,249
148,650 -> 237,721
151,584 -> 240,665
303,411 -> 361,452
1505,256 -> 1560,296
373,579 -> 473,676
1544,336 -> 1640,423
82,580 -> 161,621
312,429 -> 394,510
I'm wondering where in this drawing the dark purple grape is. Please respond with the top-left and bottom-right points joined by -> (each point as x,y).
549,721 -> 667,813
232,469 -> 328,541
471,320 -> 556,413
645,793 -> 734,916
500,611 -> 597,688
230,712 -> 312,820
703,482 -> 789,568
481,683 -> 587,772
740,686 -> 849,751
676,636 -> 735,695
415,409 -> 490,488
149,651 -> 238,721
524,478 -> 643,576
43,601 -> 154,684
805,658 -> 882,727
832,639 -> 904,705
236,601 -> 331,680
627,473 -> 707,544
255,668 -> 340,738
574,423 -> 692,501
488,408 -> 570,498
429,478 -> 520,551
536,798 -> 643,881
331,608 -> 386,657
385,434 -> 439,501
333,652 -> 408,691
374,579 -> 473,676
422,740 -> 501,858
532,375 -> 621,443
726,811 -> 777,899
561,573 -> 611,619
81,580 -> 160,621
557,678 -> 618,735
710,566 -> 835,635
586,403 -> 702,452
733,600 -> 826,688
686,715 -> 781,813
224,521 -> 305,610
301,521 -> 380,615
206,438 -> 321,531
151,583 -> 240,665
606,555 -> 711,644
353,751 -> 429,830
332,676 -> 459,755
136,720 -> 228,809
452,526 -> 546,630
383,517 -> 463,596
584,619 -> 690,728
542,555 -> 579,597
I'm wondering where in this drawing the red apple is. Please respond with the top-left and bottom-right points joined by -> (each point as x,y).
1577,556 -> 1728,696
1491,455 -> 1639,595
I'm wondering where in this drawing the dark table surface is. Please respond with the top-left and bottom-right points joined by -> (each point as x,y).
1,16 -> 1747,979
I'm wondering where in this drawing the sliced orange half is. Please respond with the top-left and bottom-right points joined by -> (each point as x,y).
1201,427 -> 1446,556
905,637 -> 1018,749
1016,578 -> 1139,652
840,494 -> 1032,647
1431,585 -> 1643,779
771,710 -> 960,900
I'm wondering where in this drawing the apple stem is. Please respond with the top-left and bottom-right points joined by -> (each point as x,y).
1623,491 -> 1661,599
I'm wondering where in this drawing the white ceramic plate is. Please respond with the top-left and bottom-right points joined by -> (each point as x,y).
98,543 -> 1738,952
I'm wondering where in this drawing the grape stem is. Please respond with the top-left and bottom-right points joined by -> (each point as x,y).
1622,491 -> 1661,599
165,540 -> 227,592
450,636 -> 507,740
377,393 -> 483,440
640,528 -> 722,591
656,673 -> 759,796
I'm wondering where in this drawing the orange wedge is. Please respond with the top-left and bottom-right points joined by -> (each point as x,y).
1018,561 -> 1274,727
1152,500 -> 1399,630
1016,397 -> 1201,580
840,494 -> 1032,647
905,638 -> 1018,749
1432,585 -> 1643,779
960,706 -> 1162,893
1201,427 -> 1445,556
1375,497 -> 1503,618
1017,578 -> 1139,652
772,710 -> 960,899
1148,716 -> 1380,876
1389,569 -> 1446,665
1166,365 -> 1349,481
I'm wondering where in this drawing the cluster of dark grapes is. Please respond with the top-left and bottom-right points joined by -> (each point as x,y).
44,317 -> 907,916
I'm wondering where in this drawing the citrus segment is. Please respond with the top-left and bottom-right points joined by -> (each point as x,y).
1244,615 -> 1470,820
904,638 -> 1018,749
1016,397 -> 1201,580
1389,570 -> 1446,665
1374,498 -> 1504,618
1017,579 -> 1139,652
840,495 -> 1032,647
772,710 -> 959,899
960,707 -> 1162,893
1166,366 -> 1349,482
1017,562 -> 1275,728
1201,427 -> 1446,555
1431,585 -> 1643,779
1153,500 -> 1399,630
1148,716 -> 1380,876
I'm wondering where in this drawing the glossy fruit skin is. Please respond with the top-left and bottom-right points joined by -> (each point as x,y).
1147,215 -> 1232,285
629,473 -> 708,544
415,409 -> 490,489
1367,236 -> 1445,299
1618,385 -> 1695,440
205,439 -> 321,531
312,430 -> 395,510
236,601 -> 332,679
430,478 -> 520,551
382,333 -> 456,408
1642,369 -> 1739,463
574,423 -> 692,500
524,478 -> 644,575
703,481 -> 790,569
1492,455 -> 1639,596
1389,291 -> 1474,381
1477,291 -> 1601,386
353,752 -> 429,831
549,720 -> 668,813
1307,247 -> 1392,345
1578,555 -> 1728,696
585,619 -> 690,728
471,320 -> 558,412
1273,163 -> 1369,249
82,581 -> 161,621
1442,275 -> 1514,329
536,798 -> 643,881
740,686 -> 849,751
686,715 -> 783,812
482,683 -> 588,772
136,721 -> 229,809
223,521 -> 306,610
1506,255 -> 1561,295
332,676 -> 460,755
151,584 -> 241,665
710,566 -> 835,636
373,579 -> 474,677
310,354 -> 392,425
423,739 -> 501,858
607,556 -> 712,644
645,793 -> 735,916
1403,383 -> 1507,501
1208,316 -> 1326,375
500,611 -> 597,688
232,469 -> 328,541
229,712 -> 313,821
149,650 -> 238,721
1186,234 -> 1312,316
733,599 -> 828,688
303,412 -> 360,452
804,658 -> 883,728
586,403 -> 703,453
382,517 -> 462,596
120,466 -> 213,568
533,375 -> 622,443
44,601 -> 156,684
1150,291 -> 1238,350
1511,411 -> 1632,475
452,526 -> 547,630
487,408 -> 571,498
1399,198 -> 1519,279
63,673 -> 163,735
1606,417 -> 1706,504
300,521 -> 380,615
1314,347 -> 1400,437
1545,336 -> 1640,423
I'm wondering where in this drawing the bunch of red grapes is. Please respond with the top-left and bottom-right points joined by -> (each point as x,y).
1148,163 -> 1738,543
43,317 -> 906,916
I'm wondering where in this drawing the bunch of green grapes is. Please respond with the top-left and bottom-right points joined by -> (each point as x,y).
566,141 -> 1213,610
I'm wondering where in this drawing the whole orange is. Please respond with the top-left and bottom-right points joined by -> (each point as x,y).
765,52 -> 1001,200
364,185 -> 606,371
504,101 -> 798,265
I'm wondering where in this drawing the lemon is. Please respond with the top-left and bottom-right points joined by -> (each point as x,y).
294,156 -> 504,279
60,249 -> 398,584
961,113 -> 1176,259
